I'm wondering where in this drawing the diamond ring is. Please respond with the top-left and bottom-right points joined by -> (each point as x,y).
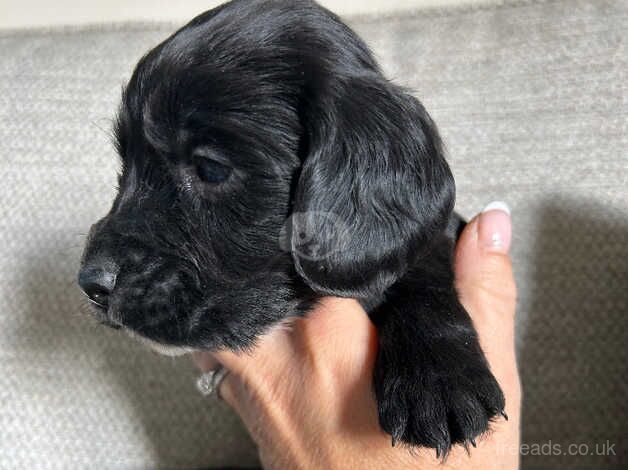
196,365 -> 229,398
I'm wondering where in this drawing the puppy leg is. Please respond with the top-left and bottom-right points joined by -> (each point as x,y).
371,236 -> 505,456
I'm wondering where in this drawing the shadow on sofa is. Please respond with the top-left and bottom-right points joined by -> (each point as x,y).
518,199 -> 628,469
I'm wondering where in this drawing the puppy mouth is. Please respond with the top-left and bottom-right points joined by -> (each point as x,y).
126,330 -> 195,357
86,291 -> 109,310
81,293 -> 120,328
86,301 -> 124,330
98,318 -> 123,330
85,297 -> 194,356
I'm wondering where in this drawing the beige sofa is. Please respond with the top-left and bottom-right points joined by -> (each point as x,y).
0,0 -> 626,468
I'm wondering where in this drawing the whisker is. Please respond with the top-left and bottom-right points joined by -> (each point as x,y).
89,118 -> 115,140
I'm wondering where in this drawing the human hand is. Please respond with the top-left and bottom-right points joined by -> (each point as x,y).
193,202 -> 520,469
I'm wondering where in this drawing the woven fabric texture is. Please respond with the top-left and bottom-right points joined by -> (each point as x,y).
1,0 -> 626,468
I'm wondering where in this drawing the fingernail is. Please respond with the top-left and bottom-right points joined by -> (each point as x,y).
478,201 -> 512,253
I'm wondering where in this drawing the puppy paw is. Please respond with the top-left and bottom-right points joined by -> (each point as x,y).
374,342 -> 505,457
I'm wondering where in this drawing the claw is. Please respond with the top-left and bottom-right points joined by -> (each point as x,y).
390,426 -> 404,448
500,410 -> 509,421
469,438 -> 477,448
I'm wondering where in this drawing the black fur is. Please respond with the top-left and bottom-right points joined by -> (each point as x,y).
78,0 -> 504,456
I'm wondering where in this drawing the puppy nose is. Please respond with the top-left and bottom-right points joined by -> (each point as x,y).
78,263 -> 118,309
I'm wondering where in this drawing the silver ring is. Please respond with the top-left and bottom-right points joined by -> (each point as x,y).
196,365 -> 229,398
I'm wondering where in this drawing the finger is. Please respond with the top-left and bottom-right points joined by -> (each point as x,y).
212,297 -> 374,374
191,319 -> 298,412
190,352 -> 247,417
209,318 -> 295,377
290,297 -> 377,384
191,351 -> 221,372
455,201 -> 516,323
203,296 -> 375,408
454,201 -> 520,409
215,371 -> 242,412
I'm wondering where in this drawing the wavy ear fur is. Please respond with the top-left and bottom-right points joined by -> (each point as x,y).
292,74 -> 455,298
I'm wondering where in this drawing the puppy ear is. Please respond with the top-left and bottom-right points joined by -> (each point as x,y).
291,76 -> 455,298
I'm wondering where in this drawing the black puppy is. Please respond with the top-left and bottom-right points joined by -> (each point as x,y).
79,0 -> 505,456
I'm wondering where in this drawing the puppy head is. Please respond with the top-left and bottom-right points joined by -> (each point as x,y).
78,0 -> 455,353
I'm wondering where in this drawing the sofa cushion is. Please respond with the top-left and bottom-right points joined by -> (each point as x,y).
0,0 -> 626,467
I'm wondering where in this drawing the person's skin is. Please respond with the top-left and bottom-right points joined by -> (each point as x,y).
193,202 -> 521,469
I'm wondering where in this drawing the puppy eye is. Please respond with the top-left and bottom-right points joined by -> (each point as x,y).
195,157 -> 232,184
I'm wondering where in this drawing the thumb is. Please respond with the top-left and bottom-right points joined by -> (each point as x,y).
455,201 -> 516,317
454,203 -> 521,464
454,201 -> 517,392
